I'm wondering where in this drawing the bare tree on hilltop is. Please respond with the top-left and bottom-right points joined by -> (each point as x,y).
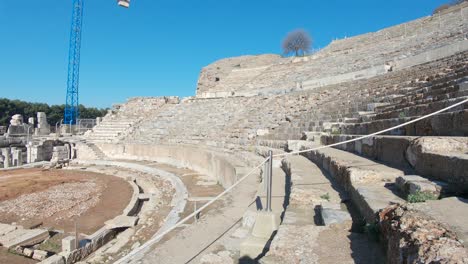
282,29 -> 312,57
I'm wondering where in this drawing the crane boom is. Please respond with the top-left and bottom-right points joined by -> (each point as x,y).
64,0 -> 130,126
64,0 -> 84,125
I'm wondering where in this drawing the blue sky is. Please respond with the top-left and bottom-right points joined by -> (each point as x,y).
0,0 -> 447,108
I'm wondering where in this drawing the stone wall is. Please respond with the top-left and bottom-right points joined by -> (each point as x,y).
90,143 -> 240,188
26,140 -> 67,163
196,54 -> 281,97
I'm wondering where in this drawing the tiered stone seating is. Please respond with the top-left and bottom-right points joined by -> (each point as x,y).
259,51 -> 468,141
86,97 -> 179,143
197,3 -> 468,97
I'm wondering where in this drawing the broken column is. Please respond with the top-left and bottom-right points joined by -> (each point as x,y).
11,148 -> 23,167
28,117 -> 35,126
35,112 -> 50,136
7,114 -> 28,136
1,148 -> 11,168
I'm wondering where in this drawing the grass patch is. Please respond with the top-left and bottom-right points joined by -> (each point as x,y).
37,233 -> 64,254
320,193 -> 330,201
407,191 -> 438,203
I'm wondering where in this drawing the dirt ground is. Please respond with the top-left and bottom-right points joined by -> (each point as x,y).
0,168 -> 132,235
0,248 -> 37,264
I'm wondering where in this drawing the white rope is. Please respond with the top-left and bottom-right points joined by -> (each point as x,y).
115,98 -> 467,263
273,98 -> 468,157
114,159 -> 268,264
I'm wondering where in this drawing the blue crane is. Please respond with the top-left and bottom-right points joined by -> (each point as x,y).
64,0 -> 130,125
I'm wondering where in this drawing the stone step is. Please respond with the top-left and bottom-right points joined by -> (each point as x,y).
410,197 -> 468,248
340,109 -> 467,136
0,227 -> 49,249
290,141 -> 406,223
372,96 -> 468,120
319,134 -> 468,190
374,92 -> 468,119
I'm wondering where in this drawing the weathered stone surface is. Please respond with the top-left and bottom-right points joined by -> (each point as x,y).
32,249 -> 49,261
200,251 -> 234,264
104,215 -> 139,230
0,228 -> 49,249
0,223 -> 17,236
319,208 -> 352,227
406,137 -> 468,190
23,247 -> 34,257
286,140 -> 315,153
39,254 -> 65,264
10,114 -> 23,126
395,175 -> 445,197
410,197 -> 468,248
35,112 -> 50,136
263,225 -> 322,263
196,54 -> 281,98
379,204 -> 468,264
62,236 -> 77,252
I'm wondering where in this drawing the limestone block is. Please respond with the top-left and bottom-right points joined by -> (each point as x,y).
405,137 -> 468,189
23,247 -> 34,257
32,249 -> 48,261
105,216 -> 139,229
319,207 -> 352,227
395,175 -> 444,197
39,254 -> 65,264
10,114 -> 23,126
0,223 -> 17,236
287,140 -> 315,153
256,129 -> 269,136
7,124 -> 28,136
137,193 -> 151,201
200,251 -> 234,264
242,210 -> 257,229
251,212 -> 280,238
36,113 -> 51,135
239,235 -> 269,260
51,146 -> 69,161
0,228 -> 49,249
263,224 -> 323,263
62,236 -> 77,252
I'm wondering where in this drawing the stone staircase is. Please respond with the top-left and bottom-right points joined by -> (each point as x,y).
86,97 -> 180,143
86,118 -> 134,143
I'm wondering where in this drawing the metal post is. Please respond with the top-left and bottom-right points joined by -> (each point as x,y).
266,150 -> 273,212
194,201 -> 198,223
69,120 -> 73,135
55,120 -> 62,137
74,217 -> 79,249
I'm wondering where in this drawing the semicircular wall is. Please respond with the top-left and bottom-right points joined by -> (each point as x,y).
88,143 -> 241,189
